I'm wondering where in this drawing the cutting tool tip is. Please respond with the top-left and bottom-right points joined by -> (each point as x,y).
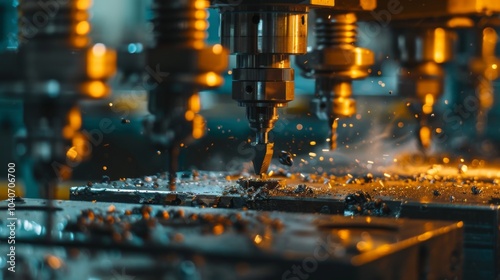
252,142 -> 274,175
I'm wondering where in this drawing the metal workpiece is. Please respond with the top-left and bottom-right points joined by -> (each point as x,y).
297,12 -> 374,151
70,168 -> 500,278
0,198 -> 464,280
145,0 -> 228,187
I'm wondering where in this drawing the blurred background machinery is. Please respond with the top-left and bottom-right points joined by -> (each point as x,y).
143,0 -> 228,188
2,0 -> 500,183
1,0 -> 500,279
1,0 -> 116,240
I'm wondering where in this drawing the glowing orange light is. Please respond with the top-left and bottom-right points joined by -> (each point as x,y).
66,147 -> 78,161
205,72 -> 219,87
92,43 -> 106,56
85,81 -> 107,98
356,241 -> 373,252
419,126 -> 432,148
75,0 -> 92,10
72,135 -> 85,148
69,107 -> 82,130
62,126 -> 75,139
447,17 -> 473,28
194,0 -> 208,9
73,11 -> 88,21
212,44 -> 223,54
195,10 -> 207,19
71,133 -> 90,159
71,36 -> 89,48
194,20 -> 207,31
185,110 -> 195,121
46,256 -> 62,270
213,224 -> 224,235
433,28 -> 446,63
417,232 -> 433,241
254,234 -> 263,244
192,115 -> 205,139
482,27 -> 498,57
422,94 -> 435,115
188,94 -> 201,113
337,229 -> 350,241
193,41 -> 204,49
75,21 -> 90,35
87,44 -> 116,79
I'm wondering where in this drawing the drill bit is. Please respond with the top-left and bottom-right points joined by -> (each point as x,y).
328,117 -> 339,150
252,130 -> 274,176
253,142 -> 274,176
245,106 -> 279,176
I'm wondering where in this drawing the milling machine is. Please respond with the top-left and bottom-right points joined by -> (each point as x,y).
2,0 -> 500,279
